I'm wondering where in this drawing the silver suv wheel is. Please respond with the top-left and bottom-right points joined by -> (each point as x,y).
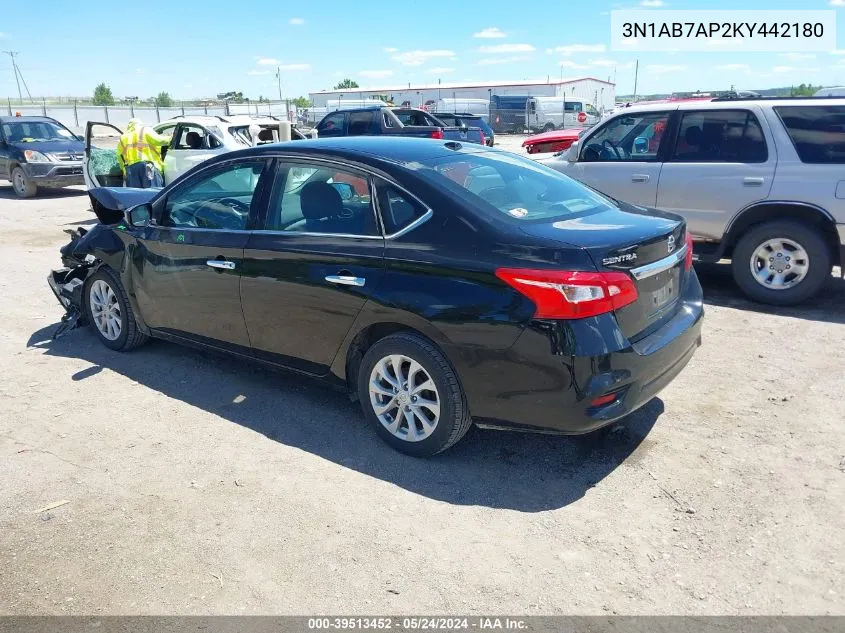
89,279 -> 123,341
749,238 -> 810,290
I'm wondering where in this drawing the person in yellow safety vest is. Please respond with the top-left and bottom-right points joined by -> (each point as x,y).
117,118 -> 171,188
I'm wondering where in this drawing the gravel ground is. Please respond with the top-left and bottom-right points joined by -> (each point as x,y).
0,180 -> 843,616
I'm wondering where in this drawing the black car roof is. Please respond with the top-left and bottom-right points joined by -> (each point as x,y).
212,136 -> 493,167
0,115 -> 60,124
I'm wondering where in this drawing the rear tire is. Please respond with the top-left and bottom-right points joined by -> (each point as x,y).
84,267 -> 148,351
357,333 -> 472,457
543,123 -> 555,132
11,166 -> 37,198
731,221 -> 831,306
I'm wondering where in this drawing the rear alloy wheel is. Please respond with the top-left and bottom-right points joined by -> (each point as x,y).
358,333 -> 471,456
84,268 -> 148,351
543,123 -> 556,132
11,166 -> 37,198
732,221 -> 831,306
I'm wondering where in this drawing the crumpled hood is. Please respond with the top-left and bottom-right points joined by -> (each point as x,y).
88,187 -> 161,224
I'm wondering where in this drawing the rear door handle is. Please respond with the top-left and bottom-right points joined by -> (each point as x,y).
743,177 -> 765,187
325,275 -> 365,287
631,174 -> 650,183
207,260 -> 236,270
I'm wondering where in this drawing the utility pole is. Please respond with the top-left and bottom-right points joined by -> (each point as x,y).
632,59 -> 639,102
3,51 -> 23,102
275,66 -> 283,101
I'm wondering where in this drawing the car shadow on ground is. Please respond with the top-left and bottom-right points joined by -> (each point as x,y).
0,184 -> 88,200
696,263 -> 845,325
27,324 -> 663,512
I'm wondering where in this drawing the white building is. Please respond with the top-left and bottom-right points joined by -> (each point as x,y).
309,77 -> 616,113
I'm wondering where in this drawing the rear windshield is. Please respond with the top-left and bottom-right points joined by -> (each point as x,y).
421,151 -> 615,221
774,105 -> 845,163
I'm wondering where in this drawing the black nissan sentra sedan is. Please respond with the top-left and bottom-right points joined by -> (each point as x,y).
49,137 -> 703,456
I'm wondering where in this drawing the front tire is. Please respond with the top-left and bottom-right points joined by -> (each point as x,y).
731,221 -> 831,306
84,268 -> 148,351
11,166 -> 37,198
357,333 -> 472,457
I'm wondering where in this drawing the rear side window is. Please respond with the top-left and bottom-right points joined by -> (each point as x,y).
775,105 -> 845,164
672,110 -> 767,163
347,111 -> 375,135
318,112 -> 345,135
377,185 -> 428,234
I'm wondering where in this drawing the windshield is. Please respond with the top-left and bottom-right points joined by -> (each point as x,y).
422,151 -> 615,221
2,120 -> 75,143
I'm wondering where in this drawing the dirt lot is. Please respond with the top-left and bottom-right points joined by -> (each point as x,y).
0,180 -> 843,616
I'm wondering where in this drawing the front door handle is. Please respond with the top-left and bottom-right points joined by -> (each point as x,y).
207,259 -> 236,270
743,177 -> 765,187
631,174 -> 650,183
325,275 -> 365,287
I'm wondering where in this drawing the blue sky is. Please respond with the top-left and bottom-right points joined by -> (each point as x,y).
1,0 -> 845,100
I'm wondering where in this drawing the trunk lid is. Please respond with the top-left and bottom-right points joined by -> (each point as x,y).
518,202 -> 687,339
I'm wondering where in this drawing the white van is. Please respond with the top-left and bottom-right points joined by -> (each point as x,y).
814,86 -> 845,97
431,98 -> 489,118
525,97 -> 601,132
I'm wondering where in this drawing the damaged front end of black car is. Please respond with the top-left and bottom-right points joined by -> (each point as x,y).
47,187 -> 158,339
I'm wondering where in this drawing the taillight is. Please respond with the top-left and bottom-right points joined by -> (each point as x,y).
495,269 -> 638,319
479,132 -> 485,146
430,129 -> 443,139
684,231 -> 693,271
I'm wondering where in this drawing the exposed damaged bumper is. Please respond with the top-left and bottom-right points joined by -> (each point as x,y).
48,228 -> 97,339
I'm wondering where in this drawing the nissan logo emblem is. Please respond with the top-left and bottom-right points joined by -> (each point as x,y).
667,236 -> 676,253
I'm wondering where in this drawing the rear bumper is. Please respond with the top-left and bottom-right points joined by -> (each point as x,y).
457,269 -> 704,434
22,162 -> 84,187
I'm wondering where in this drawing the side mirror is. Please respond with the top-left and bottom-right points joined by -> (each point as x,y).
633,137 -> 648,154
564,140 -> 579,161
125,203 -> 152,228
331,182 -> 355,201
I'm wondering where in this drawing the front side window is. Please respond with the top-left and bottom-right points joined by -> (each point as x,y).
775,105 -> 845,164
164,160 -> 265,230
672,110 -> 767,163
424,151 -> 615,222
580,111 -> 670,162
264,162 -> 378,236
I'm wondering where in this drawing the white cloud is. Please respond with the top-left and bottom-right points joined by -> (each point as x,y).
559,60 -> 589,70
641,0 -> 664,6
473,27 -> 506,39
547,43 -> 607,55
774,65 -> 818,73
248,70 -> 271,76
831,49 -> 845,54
391,49 -> 456,66
359,69 -> 394,78
278,63 -> 310,71
0,32 -> 6,38
426,67 -> 455,74
478,43 -> 535,54
780,53 -> 816,61
257,57 -> 279,65
830,0 -> 845,6
289,17 -> 305,25
646,64 -> 687,74
383,47 -> 398,53
716,63 -> 751,71
477,55 -> 530,65
588,58 -> 617,67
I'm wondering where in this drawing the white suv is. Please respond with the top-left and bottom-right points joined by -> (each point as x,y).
83,115 -> 305,188
544,98 -> 845,305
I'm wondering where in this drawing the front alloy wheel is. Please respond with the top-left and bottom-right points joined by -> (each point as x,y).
84,268 -> 148,351
749,238 -> 809,290
89,279 -> 123,341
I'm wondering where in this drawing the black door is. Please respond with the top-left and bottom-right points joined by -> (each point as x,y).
240,159 -> 385,375
132,158 -> 272,349
0,123 -> 10,180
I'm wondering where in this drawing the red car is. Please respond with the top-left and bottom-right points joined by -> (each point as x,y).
522,128 -> 586,155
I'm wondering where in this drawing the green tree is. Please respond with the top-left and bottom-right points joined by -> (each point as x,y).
291,96 -> 311,108
154,91 -> 174,107
92,83 -> 115,106
333,78 -> 359,90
